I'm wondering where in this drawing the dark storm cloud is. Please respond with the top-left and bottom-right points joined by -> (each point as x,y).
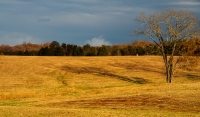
0,0 -> 199,45
38,18 -> 51,22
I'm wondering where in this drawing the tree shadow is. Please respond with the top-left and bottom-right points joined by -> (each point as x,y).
61,66 -> 150,84
109,63 -> 165,75
187,74 -> 200,81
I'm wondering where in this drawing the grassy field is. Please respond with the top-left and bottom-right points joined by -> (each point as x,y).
0,56 -> 200,117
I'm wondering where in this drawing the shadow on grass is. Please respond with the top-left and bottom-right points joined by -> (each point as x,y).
49,94 -> 200,112
61,66 -> 150,84
109,63 -> 164,75
187,74 -> 200,81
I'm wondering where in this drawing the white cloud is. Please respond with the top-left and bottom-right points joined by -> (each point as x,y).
0,32 -> 42,45
171,1 -> 200,6
85,36 -> 111,46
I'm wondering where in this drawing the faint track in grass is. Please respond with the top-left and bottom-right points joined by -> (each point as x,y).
49,94 -> 200,112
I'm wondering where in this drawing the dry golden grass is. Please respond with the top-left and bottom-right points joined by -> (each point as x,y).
0,56 -> 200,117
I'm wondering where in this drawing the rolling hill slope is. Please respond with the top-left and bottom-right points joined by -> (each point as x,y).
0,56 -> 200,117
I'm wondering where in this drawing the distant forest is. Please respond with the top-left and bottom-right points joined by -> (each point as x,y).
0,38 -> 200,56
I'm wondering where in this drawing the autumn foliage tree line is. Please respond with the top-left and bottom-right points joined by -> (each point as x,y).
0,38 -> 200,56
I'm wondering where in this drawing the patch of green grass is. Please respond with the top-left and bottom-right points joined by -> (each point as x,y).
56,75 -> 68,86
0,99 -> 31,106
76,86 -> 98,90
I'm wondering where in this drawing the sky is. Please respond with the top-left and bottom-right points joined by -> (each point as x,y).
0,0 -> 200,46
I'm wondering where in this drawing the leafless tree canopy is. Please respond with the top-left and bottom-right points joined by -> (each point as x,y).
133,9 -> 199,44
133,9 -> 200,83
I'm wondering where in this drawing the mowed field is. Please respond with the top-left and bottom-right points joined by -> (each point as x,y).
0,56 -> 200,117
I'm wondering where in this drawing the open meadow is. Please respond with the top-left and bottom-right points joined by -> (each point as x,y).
0,56 -> 200,117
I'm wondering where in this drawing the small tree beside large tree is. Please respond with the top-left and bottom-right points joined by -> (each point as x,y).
132,9 -> 200,83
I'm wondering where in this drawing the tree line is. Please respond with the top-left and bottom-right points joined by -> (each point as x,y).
0,38 -> 200,56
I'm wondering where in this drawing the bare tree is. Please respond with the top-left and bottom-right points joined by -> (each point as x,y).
132,9 -> 200,83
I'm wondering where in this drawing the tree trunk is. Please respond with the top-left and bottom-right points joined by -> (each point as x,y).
162,53 -> 174,83
166,62 -> 173,83
165,56 -> 174,83
162,42 -> 176,83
